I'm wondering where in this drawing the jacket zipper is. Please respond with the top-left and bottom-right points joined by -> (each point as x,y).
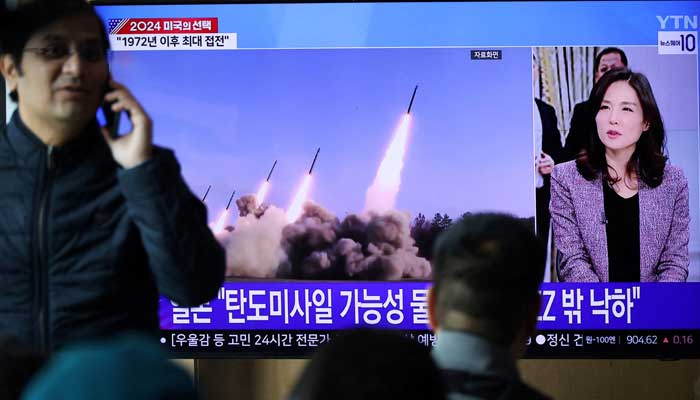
36,145 -> 53,352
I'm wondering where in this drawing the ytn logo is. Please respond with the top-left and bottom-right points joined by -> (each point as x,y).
657,15 -> 698,30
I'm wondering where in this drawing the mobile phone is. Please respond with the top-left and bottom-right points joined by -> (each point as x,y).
99,81 -> 121,138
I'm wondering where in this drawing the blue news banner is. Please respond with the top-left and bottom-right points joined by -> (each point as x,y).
158,282 -> 700,357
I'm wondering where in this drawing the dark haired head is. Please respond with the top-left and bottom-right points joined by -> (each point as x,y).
291,329 -> 445,400
430,213 -> 545,346
576,68 -> 667,188
0,0 -> 110,102
594,47 -> 628,83
21,334 -> 196,400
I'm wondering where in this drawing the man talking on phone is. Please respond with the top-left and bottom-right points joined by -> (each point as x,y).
0,0 -> 225,352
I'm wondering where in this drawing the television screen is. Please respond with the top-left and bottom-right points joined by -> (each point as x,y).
91,0 -> 700,358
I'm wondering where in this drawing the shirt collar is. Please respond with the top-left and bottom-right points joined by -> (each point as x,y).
6,110 -> 104,166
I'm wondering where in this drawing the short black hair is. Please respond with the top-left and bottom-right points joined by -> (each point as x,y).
291,329 -> 445,400
594,47 -> 628,74
431,213 -> 545,345
0,0 -> 110,102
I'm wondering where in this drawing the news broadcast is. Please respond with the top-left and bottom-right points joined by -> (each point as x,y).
87,1 -> 700,358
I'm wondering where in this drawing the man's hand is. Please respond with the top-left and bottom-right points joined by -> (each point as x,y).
100,79 -> 153,169
537,152 -> 555,176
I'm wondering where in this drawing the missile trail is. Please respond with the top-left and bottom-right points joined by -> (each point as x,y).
201,185 -> 211,202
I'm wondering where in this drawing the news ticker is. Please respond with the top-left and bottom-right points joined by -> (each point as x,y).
524,330 -> 699,358
159,330 -> 700,358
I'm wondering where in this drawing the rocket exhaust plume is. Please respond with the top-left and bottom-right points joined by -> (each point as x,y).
212,189 -> 237,234
365,86 -> 417,213
256,181 -> 270,206
287,148 -> 320,222
212,209 -> 230,234
287,174 -> 313,223
365,113 -> 412,213
201,185 -> 212,202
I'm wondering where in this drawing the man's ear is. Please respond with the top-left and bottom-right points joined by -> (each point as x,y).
427,285 -> 440,332
0,53 -> 20,94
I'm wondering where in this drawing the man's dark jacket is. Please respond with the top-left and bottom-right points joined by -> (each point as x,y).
0,112 -> 225,351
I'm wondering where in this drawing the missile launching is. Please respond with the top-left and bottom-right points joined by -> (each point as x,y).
201,185 -> 211,202
266,160 -> 278,182
226,190 -> 236,210
308,147 -> 320,175
407,85 -> 418,114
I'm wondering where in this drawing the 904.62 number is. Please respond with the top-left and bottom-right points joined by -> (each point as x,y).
626,335 -> 657,345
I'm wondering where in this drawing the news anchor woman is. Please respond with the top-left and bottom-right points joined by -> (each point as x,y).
550,68 -> 690,282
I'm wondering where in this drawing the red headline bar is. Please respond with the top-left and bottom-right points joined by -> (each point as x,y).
111,18 -> 219,34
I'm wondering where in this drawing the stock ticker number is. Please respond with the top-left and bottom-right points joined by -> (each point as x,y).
673,335 -> 694,345
626,335 -> 658,345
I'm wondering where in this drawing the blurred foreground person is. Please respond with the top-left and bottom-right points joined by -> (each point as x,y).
0,0 -> 224,352
291,329 -> 446,400
429,213 -> 551,400
22,334 -> 196,400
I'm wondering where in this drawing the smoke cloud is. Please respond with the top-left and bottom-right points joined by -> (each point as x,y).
236,194 -> 268,218
279,202 -> 431,280
218,200 -> 286,278
215,197 -> 431,280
